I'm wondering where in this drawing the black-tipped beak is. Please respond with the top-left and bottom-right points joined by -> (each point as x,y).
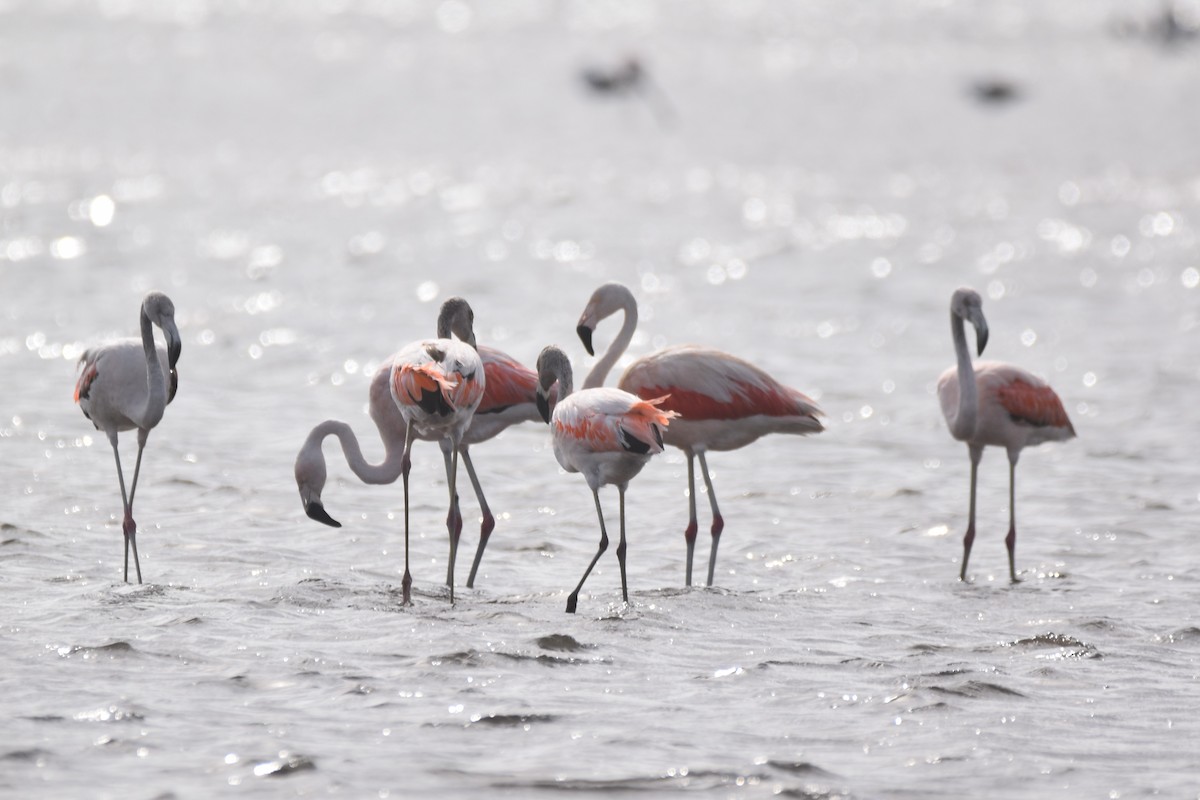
305,500 -> 342,528
536,391 -> 552,424
975,321 -> 989,356
168,337 -> 182,369
576,325 -> 595,356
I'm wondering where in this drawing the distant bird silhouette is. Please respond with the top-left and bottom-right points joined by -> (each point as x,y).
535,345 -> 676,613
576,282 -> 823,587
389,298 -> 485,605
75,292 -> 182,583
579,56 -> 677,128
295,344 -> 545,589
938,287 -> 1076,582
970,78 -> 1021,105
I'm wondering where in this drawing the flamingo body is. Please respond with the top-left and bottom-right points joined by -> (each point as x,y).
938,287 -> 1076,582
294,344 -> 542,587
387,297 -> 483,605
75,292 -> 182,583
577,282 -> 822,587
536,345 -> 675,613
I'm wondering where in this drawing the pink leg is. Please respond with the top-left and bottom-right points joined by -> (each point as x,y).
438,439 -> 463,604
400,422 -> 415,605
462,448 -> 496,589
567,488 -> 610,614
1005,455 -> 1020,583
960,444 -> 982,581
697,452 -> 724,587
683,454 -> 698,586
616,485 -> 629,604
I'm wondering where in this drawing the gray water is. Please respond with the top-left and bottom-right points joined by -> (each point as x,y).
2,1 -> 1199,798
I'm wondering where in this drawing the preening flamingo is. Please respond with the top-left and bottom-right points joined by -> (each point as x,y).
576,282 -> 823,587
74,291 -> 182,583
535,345 -> 676,614
294,344 -> 544,588
938,287 -> 1076,582
388,297 -> 484,605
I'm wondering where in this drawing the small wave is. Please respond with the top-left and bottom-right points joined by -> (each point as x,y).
466,712 -> 558,728
1,747 -> 51,762
931,680 -> 1026,699
57,641 -> 138,659
251,751 -> 315,778
766,760 -> 839,778
535,633 -> 592,652
1007,632 -> 1100,659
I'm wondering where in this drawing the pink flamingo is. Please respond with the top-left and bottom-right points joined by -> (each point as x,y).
389,297 -> 484,604
576,282 -> 823,587
535,345 -> 676,613
74,292 -> 182,583
938,287 -> 1076,582
294,344 -> 544,588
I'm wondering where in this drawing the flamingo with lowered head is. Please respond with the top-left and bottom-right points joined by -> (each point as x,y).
576,282 -> 823,587
938,287 -> 1076,582
294,343 -> 544,588
387,297 -> 484,605
75,291 -> 182,583
535,345 -> 676,614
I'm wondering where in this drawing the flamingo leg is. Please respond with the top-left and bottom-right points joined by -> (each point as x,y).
106,431 -> 138,584
566,488 -> 610,614
400,421 -> 415,605
697,451 -> 724,587
462,448 -> 495,589
960,444 -> 983,581
683,453 -> 698,587
616,485 -> 629,604
440,438 -> 463,604
1005,454 -> 1020,583
123,429 -> 149,585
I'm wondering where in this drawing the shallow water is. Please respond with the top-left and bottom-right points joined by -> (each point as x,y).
2,1 -> 1199,798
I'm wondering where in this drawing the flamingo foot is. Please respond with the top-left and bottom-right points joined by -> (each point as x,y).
566,592 -> 579,614
401,569 -> 412,606
122,515 -> 142,584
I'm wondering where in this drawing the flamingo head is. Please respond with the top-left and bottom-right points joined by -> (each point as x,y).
535,344 -> 573,423
294,442 -> 342,528
576,282 -> 636,356
951,287 -> 989,356
436,296 -> 478,350
143,291 -> 183,369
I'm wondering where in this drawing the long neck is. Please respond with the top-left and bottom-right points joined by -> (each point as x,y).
951,312 -> 978,439
140,309 -> 167,428
307,419 -> 406,485
583,297 -> 637,389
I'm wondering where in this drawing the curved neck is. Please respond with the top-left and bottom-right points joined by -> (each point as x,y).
140,308 -> 167,428
951,312 -> 978,439
306,419 -> 405,485
583,297 -> 637,389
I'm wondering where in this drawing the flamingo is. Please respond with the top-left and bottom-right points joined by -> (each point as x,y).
576,282 -> 824,587
938,287 -> 1076,582
387,297 -> 485,605
535,345 -> 677,614
294,344 -> 545,588
74,291 -> 182,583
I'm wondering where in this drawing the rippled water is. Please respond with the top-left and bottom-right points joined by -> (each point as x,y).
3,1 -> 1200,798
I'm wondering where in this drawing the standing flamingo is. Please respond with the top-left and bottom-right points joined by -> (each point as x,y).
576,282 -> 823,587
294,344 -> 545,588
388,297 -> 485,605
938,287 -> 1076,582
74,291 -> 182,583
535,345 -> 676,613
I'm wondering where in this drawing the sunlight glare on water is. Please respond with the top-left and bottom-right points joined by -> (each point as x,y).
2,1 -> 1199,799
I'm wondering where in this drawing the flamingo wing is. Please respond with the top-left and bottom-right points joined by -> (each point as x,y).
74,360 -> 98,403
995,378 -> 1074,431
622,347 -> 821,421
554,391 -> 676,455
477,346 -> 537,414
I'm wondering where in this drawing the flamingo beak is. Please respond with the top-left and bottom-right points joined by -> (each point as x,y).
973,316 -> 989,356
168,337 -> 182,369
576,325 -> 595,356
536,388 -> 552,424
305,500 -> 342,528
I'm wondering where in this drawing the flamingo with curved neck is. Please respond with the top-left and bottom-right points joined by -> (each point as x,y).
75,291 -> 182,583
938,287 -> 1076,582
575,282 -> 823,587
